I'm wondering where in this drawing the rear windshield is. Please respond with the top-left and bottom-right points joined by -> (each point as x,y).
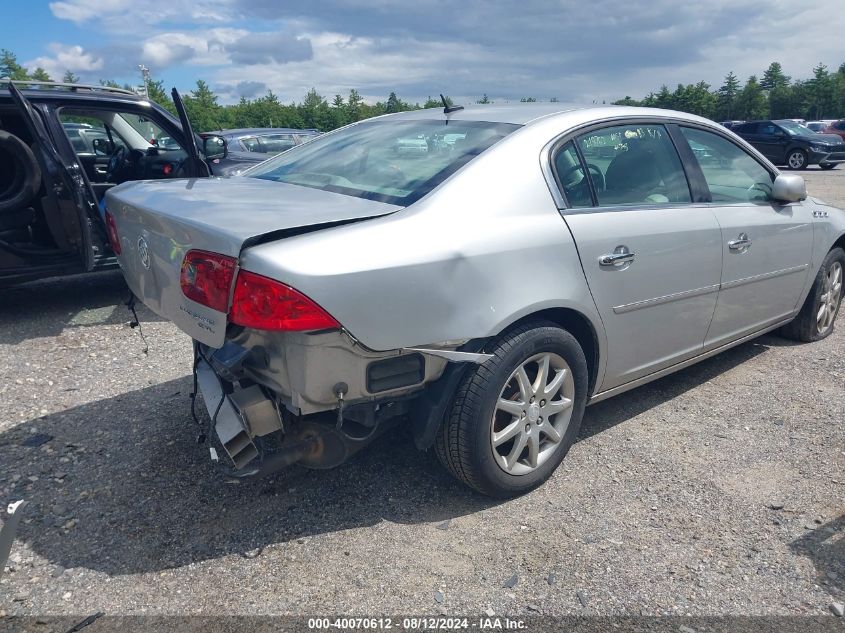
245,119 -> 519,205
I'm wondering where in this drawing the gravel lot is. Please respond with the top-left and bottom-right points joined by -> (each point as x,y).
0,167 -> 843,619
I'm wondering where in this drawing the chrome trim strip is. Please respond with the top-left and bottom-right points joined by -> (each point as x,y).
612,284 -> 719,314
611,265 -> 809,315
588,316 -> 794,404
720,264 -> 808,290
404,348 -> 494,364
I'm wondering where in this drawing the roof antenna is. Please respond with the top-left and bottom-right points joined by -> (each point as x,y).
440,93 -> 464,115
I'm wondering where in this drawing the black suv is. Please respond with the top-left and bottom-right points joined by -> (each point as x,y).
732,119 -> 845,171
0,80 -> 229,287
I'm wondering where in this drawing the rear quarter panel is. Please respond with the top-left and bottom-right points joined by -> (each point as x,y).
239,123 -> 605,374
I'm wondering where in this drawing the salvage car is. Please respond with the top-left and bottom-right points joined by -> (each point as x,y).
733,119 -> 844,170
106,104 -> 845,497
0,80 -> 256,287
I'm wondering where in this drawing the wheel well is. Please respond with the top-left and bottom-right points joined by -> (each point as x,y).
832,234 -> 845,255
506,308 -> 600,396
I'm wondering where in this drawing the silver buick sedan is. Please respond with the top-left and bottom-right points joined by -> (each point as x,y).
106,104 -> 845,497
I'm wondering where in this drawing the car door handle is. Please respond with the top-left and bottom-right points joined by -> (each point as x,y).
728,233 -> 752,251
599,248 -> 635,267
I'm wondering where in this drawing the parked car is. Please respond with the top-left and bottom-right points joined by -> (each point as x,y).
202,127 -> 321,176
805,121 -> 827,133
106,104 -> 845,497
0,80 -> 227,287
719,120 -> 745,130
732,119 -> 844,170
822,119 -> 845,142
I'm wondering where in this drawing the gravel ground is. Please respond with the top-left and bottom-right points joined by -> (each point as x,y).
0,167 -> 843,619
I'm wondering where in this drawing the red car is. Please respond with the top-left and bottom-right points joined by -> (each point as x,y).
822,120 -> 845,141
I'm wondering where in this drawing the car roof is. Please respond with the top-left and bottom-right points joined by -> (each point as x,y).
207,127 -> 321,137
0,85 -> 148,106
383,103 -> 718,128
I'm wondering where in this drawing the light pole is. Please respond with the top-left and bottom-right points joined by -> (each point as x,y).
138,64 -> 150,99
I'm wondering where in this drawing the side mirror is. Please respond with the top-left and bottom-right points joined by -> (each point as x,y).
772,174 -> 807,203
202,135 -> 227,161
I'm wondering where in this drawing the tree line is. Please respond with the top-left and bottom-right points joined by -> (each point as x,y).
614,61 -> 845,122
1,48 -> 439,133
3,48 -> 844,132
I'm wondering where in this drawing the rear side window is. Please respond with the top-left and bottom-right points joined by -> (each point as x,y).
576,124 -> 691,207
553,142 -> 592,208
259,134 -> 297,154
679,127 -> 774,203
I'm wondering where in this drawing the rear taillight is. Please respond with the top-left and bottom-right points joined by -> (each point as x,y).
230,270 -> 340,331
180,250 -> 237,312
104,210 -> 121,255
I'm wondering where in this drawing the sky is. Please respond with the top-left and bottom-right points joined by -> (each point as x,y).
2,0 -> 844,106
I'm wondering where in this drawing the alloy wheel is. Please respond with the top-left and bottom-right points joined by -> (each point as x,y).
817,261 -> 843,334
788,151 -> 806,169
491,352 -> 575,476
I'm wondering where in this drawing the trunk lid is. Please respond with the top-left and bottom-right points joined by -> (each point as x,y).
106,177 -> 400,347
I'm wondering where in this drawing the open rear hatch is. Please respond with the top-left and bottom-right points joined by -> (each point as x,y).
105,177 -> 399,346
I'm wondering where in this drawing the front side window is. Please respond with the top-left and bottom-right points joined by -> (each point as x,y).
59,110 -> 174,154
680,127 -> 773,203
758,122 -> 778,136
240,136 -> 261,152
575,124 -> 691,206
553,141 -> 592,208
247,119 -> 519,205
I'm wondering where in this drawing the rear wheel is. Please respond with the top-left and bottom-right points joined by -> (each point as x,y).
435,322 -> 588,497
779,248 -> 844,342
785,149 -> 808,170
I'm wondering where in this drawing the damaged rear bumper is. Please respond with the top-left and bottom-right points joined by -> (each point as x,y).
193,328 -> 487,473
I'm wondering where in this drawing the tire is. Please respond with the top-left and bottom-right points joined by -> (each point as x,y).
819,163 -> 837,170
435,322 -> 588,497
779,248 -> 845,342
0,130 -> 41,213
784,149 -> 808,170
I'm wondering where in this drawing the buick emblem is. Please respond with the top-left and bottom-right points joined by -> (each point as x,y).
137,237 -> 151,269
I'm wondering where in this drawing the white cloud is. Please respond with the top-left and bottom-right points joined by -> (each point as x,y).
49,0 -> 237,29
39,0 -> 845,105
141,29 -> 245,67
24,44 -> 104,80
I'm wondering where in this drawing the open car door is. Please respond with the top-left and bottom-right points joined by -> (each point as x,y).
171,87 -> 211,178
6,81 -> 98,271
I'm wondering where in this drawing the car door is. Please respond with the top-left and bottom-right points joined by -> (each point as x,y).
170,87 -> 211,178
6,83 -> 97,271
753,122 -> 788,164
675,126 -> 814,347
554,122 -> 723,391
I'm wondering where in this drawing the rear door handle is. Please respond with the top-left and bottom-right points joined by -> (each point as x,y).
599,246 -> 635,267
728,233 -> 752,251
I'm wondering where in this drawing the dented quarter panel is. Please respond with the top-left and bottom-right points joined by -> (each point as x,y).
237,115 -> 606,389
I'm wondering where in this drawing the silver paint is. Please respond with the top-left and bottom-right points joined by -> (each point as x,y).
106,104 -> 845,412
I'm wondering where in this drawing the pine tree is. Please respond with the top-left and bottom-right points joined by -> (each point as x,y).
30,67 -> 51,82
760,62 -> 790,91
716,72 -> 741,120
736,76 -> 768,120
0,49 -> 29,80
